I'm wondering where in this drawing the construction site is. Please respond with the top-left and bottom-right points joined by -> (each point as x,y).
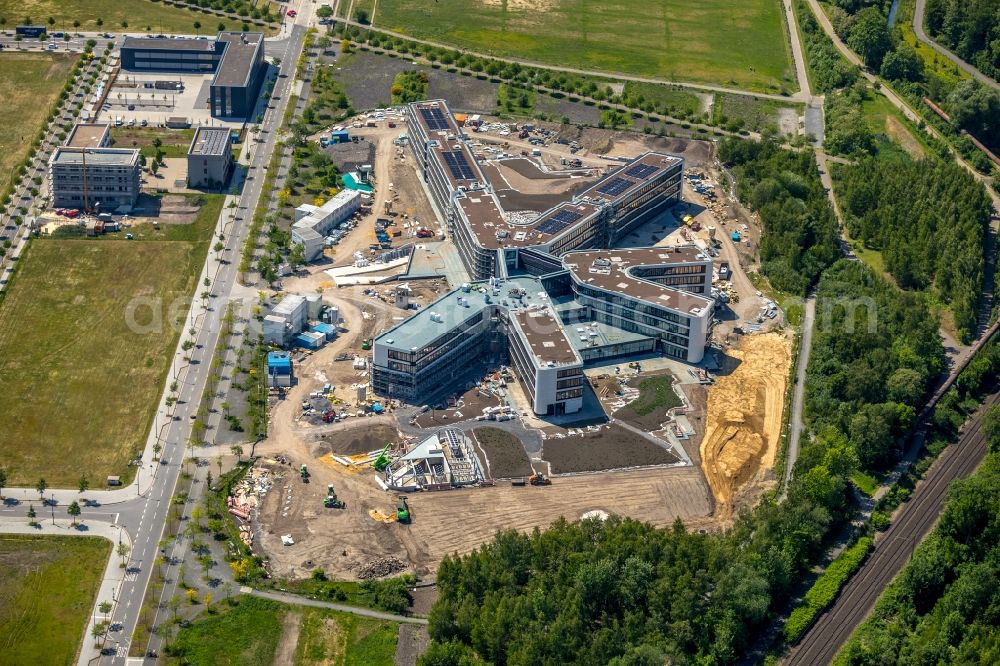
227,101 -> 792,582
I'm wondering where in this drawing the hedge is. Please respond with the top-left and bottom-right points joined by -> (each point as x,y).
784,536 -> 874,643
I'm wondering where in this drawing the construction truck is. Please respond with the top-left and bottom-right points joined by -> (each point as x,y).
372,443 -> 392,472
396,496 -> 411,524
528,473 -> 551,486
299,464 -> 310,483
323,484 -> 345,509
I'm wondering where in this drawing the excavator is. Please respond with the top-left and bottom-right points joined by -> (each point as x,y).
372,443 -> 392,472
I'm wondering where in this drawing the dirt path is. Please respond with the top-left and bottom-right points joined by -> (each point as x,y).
274,610 -> 303,666
700,332 -> 792,516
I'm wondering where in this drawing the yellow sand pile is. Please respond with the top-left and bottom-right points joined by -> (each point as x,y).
701,332 -> 791,510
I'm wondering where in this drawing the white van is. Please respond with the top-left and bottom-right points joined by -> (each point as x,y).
115,116 -> 123,126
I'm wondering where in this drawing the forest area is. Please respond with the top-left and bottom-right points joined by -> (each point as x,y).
824,0 -> 1000,166
833,156 -> 991,340
924,0 -> 1000,82
716,138 -> 841,295
836,452 -> 1000,664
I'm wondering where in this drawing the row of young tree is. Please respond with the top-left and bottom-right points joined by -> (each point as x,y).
717,137 -> 841,296
834,153 -> 991,340
838,451 -> 1000,664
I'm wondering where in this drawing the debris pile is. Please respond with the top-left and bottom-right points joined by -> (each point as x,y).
356,556 -> 406,580
226,466 -> 277,547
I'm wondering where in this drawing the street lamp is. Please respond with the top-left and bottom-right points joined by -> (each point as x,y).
50,495 -> 55,525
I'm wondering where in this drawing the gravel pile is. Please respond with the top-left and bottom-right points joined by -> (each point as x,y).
357,556 -> 406,580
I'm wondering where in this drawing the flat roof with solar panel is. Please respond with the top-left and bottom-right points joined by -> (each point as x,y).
535,208 -> 583,235
595,176 -> 634,197
188,127 -> 231,156
442,150 -> 476,180
420,106 -> 450,131
625,163 -> 659,179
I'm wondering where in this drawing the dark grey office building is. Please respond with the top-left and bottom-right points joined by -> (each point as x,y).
120,32 -> 265,119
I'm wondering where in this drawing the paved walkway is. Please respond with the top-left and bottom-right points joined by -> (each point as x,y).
0,518 -> 131,666
781,293 -> 816,499
246,588 -> 428,624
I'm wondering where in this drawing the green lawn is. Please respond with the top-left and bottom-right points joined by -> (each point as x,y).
347,0 -> 795,93
622,81 -> 703,117
0,196 -> 219,486
714,93 -> 802,132
859,94 -> 928,158
110,126 -> 196,159
167,596 -> 399,666
0,0 -> 274,34
295,607 -> 398,666
0,53 -> 76,195
0,535 -> 111,666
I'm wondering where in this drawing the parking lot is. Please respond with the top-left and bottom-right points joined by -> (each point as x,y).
97,71 -> 242,129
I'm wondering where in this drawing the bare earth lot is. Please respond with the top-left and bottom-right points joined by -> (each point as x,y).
542,424 -> 681,473
471,427 -> 535,478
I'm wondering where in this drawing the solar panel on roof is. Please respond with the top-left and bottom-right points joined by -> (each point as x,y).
624,163 -> 658,179
442,150 -> 476,180
419,107 -> 449,130
596,176 -> 633,197
535,209 -> 582,235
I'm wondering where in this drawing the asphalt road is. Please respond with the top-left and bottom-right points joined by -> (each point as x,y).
787,391 -> 996,664
912,0 -> 1000,94
0,19 -> 308,664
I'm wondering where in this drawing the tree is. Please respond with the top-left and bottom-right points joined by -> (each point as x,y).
47,17 -> 54,26
91,621 -> 107,647
0,466 -> 6,499
289,242 -> 306,269
153,442 -> 162,461
984,405 -> 1000,453
879,44 -> 923,82
117,541 -> 130,567
168,594 -> 181,621
316,6 -> 333,18
186,588 -> 198,604
27,504 -> 36,526
230,444 -> 244,462
150,160 -> 159,176
846,8 -> 892,69
96,18 -> 103,27
193,20 -> 201,34
78,474 -> 89,493
355,9 -> 370,24
99,600 -> 113,618
36,477 -> 46,499
67,501 -> 82,525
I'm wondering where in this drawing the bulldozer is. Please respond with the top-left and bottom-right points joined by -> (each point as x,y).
299,464 -> 310,484
396,496 -> 411,524
528,473 -> 551,486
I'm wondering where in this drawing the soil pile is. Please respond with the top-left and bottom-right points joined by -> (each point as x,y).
700,333 -> 791,512
357,556 -> 407,579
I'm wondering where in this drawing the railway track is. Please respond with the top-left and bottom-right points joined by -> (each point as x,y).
786,391 -> 997,664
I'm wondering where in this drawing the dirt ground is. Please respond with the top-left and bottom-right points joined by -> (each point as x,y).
254,429 -> 711,580
470,427 -> 535,478
700,332 -> 791,516
395,624 -> 431,666
542,424 -> 680,473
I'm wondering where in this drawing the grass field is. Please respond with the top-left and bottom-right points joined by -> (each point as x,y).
0,535 -> 111,666
714,93 -> 802,132
0,0 -> 266,34
615,374 -> 683,431
110,126 -> 196,159
0,53 -> 76,195
543,424 -> 680,473
346,0 -> 794,92
860,94 -> 927,158
167,596 -> 398,666
0,196 -> 220,486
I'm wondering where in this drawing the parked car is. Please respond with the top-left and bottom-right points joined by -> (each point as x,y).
286,9 -> 297,17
